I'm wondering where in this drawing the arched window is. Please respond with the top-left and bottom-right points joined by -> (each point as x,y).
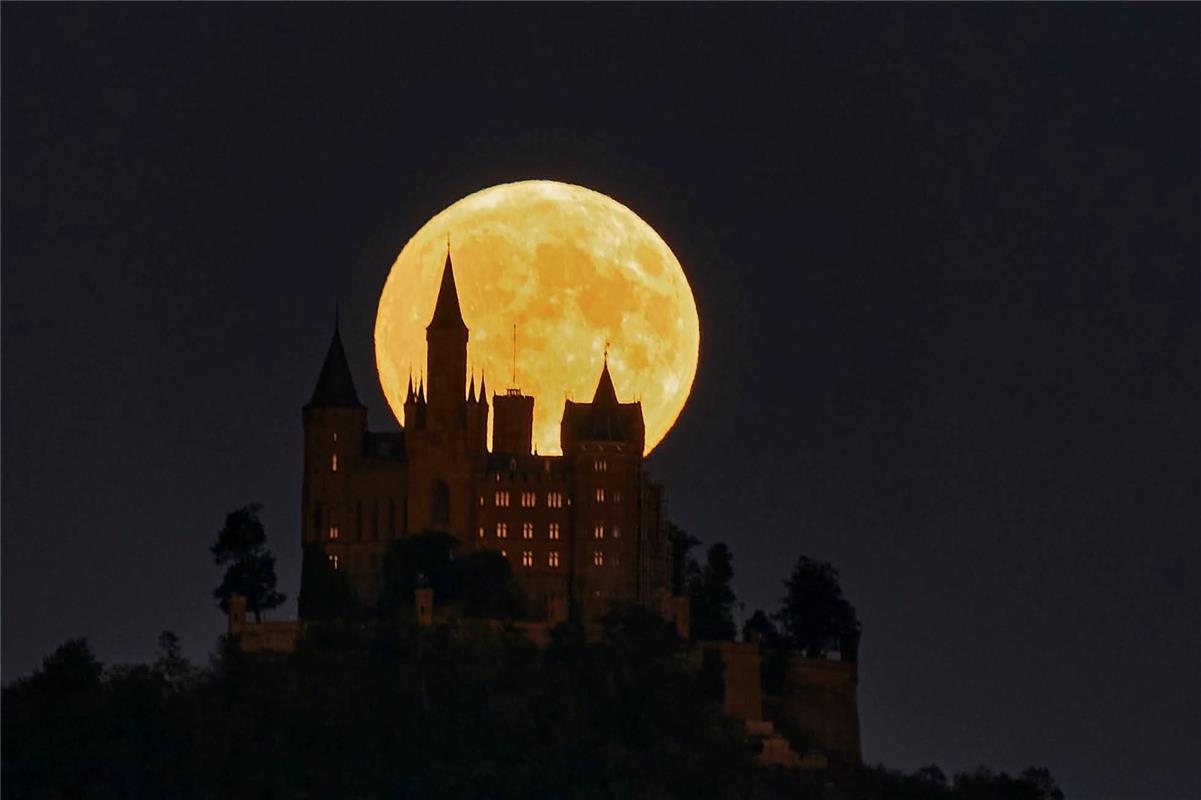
431,480 -> 450,528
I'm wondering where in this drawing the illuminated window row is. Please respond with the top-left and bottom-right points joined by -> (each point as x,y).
593,524 -> 621,539
484,522 -> 562,540
488,490 -> 566,508
594,488 -> 621,504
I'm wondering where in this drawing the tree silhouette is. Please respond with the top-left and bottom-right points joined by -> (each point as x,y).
210,504 -> 284,621
666,522 -> 701,595
774,555 -> 859,658
297,541 -> 358,621
689,542 -> 737,641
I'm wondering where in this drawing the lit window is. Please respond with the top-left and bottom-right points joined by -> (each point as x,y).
329,553 -> 341,570
523,522 -> 534,540
595,488 -> 605,503
496,522 -> 508,539
547,491 -> 563,508
333,433 -> 338,443
520,491 -> 536,508
612,525 -> 621,539
501,549 -> 507,557
613,490 -> 621,504
479,495 -> 485,507
593,550 -> 604,567
595,459 -> 607,472
495,490 -> 510,507
549,551 -> 560,567
329,525 -> 340,541
548,522 -> 560,540
331,453 -> 338,472
522,550 -> 533,567
594,523 -> 605,539
478,526 -> 485,539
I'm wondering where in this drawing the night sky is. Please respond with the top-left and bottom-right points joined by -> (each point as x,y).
3,6 -> 1198,798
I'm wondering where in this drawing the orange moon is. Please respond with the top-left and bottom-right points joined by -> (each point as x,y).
374,180 -> 699,455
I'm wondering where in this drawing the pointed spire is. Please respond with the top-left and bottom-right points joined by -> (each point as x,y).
406,370 -> 415,403
306,311 -> 364,409
428,251 -> 467,331
418,373 -> 426,404
591,354 -> 618,407
467,371 -> 477,403
478,372 -> 488,406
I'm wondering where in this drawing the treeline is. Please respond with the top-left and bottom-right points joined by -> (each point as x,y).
4,618 -> 1063,800
1,506 -> 1065,798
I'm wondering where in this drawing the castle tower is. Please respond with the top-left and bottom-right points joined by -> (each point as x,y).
302,314 -> 367,543
493,388 -> 534,454
425,253 -> 468,432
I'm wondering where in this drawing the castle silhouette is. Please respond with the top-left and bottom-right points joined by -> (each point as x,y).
301,253 -> 671,622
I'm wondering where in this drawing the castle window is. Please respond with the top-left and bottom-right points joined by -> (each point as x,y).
522,522 -> 534,540
548,522 -> 560,540
479,495 -> 485,507
613,490 -> 621,504
547,491 -> 563,508
495,490 -> 510,508
496,522 -> 508,539
595,488 -> 605,503
520,491 -> 536,508
595,458 -> 607,472
593,550 -> 604,567
594,523 -> 605,539
333,433 -> 338,443
329,553 -> 341,570
478,526 -> 485,539
612,524 -> 621,539
522,550 -> 534,568
548,551 -> 560,567
329,524 -> 340,541
331,452 -> 338,472
501,549 -> 507,558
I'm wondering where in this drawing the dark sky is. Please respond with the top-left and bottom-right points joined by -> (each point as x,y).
3,5 -> 1198,798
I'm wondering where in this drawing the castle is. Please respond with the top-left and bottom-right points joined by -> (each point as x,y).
300,253 -> 671,622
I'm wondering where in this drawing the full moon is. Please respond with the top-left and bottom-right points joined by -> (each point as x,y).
374,180 -> 699,455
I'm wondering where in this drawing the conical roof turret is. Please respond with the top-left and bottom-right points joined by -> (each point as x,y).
306,313 -> 365,409
427,253 -> 467,331
591,357 -> 619,407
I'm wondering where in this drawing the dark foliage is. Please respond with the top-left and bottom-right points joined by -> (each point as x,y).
297,541 -> 360,621
743,609 -> 789,693
374,531 -> 528,620
667,521 -> 701,595
2,631 -> 1065,800
690,541 -> 737,641
774,556 -> 859,658
209,504 -> 284,621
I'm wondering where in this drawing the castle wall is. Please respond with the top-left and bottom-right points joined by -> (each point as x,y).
771,656 -> 861,764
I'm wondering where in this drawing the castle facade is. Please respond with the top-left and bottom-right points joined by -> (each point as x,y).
301,254 -> 671,621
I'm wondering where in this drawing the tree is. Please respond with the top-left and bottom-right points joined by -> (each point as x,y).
689,542 -> 737,641
210,504 -> 284,621
298,541 -> 359,621
375,531 -> 458,614
449,550 -> 526,620
666,522 -> 701,596
774,555 -> 859,658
